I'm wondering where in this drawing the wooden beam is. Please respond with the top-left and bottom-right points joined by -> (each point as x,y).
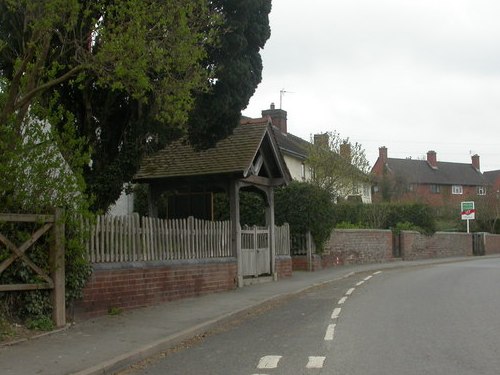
0,213 -> 54,223
242,175 -> 285,187
0,283 -> 52,291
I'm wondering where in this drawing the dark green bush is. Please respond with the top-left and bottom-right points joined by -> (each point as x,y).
275,181 -> 335,251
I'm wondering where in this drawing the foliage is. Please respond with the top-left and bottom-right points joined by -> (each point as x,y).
0,106 -> 91,324
275,181 -> 335,252
330,202 -> 436,234
307,131 -> 370,201
214,191 -> 266,226
26,315 -> 54,331
0,0 -> 218,212
335,221 -> 366,229
187,0 -> 272,149
474,191 -> 500,234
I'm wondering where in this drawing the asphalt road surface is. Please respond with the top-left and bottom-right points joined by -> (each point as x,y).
119,257 -> 500,375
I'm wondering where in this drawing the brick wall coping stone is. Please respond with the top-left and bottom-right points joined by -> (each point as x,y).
91,257 -> 237,270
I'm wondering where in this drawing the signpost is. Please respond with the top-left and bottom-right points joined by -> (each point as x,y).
461,201 -> 475,233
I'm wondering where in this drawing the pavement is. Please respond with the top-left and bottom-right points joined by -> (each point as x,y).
0,256 -> 488,375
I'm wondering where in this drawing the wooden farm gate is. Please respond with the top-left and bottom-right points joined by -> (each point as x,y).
241,226 -> 271,277
0,209 -> 66,327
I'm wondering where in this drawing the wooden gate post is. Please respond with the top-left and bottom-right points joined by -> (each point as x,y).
50,208 -> 66,327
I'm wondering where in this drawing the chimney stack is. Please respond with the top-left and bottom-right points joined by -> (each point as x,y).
314,133 -> 329,149
262,103 -> 287,134
471,154 -> 480,171
340,142 -> 351,162
427,150 -> 437,169
379,146 -> 388,163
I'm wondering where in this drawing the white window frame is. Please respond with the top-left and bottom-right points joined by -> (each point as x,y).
477,186 -> 486,196
452,185 -> 463,195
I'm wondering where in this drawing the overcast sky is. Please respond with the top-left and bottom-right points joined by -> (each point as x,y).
242,0 -> 500,172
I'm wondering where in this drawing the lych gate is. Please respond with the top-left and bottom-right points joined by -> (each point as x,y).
133,119 -> 290,286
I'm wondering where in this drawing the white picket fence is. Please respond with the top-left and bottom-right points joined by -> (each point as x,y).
83,214 -> 290,263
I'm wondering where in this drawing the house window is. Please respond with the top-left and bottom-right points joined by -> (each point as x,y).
301,163 -> 306,181
430,184 -> 440,194
452,185 -> 463,195
407,184 -> 416,192
477,186 -> 486,195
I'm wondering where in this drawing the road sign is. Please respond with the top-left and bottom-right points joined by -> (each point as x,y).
461,201 -> 475,220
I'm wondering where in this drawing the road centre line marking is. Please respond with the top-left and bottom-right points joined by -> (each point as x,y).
331,307 -> 341,319
364,275 -> 373,281
345,287 -> 355,296
257,355 -> 282,369
324,323 -> 336,341
338,296 -> 347,305
356,280 -> 365,286
374,271 -> 382,275
306,356 -> 326,369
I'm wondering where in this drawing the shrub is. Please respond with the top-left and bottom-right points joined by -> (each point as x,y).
275,181 -> 335,251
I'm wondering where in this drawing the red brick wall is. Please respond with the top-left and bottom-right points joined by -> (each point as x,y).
400,231 -> 472,260
291,254 -> 322,271
74,259 -> 237,320
276,256 -> 293,278
485,233 -> 500,255
322,229 -> 393,265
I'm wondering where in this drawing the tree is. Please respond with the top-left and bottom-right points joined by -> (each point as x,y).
187,0 -> 272,148
307,131 -> 370,201
0,0 -> 216,211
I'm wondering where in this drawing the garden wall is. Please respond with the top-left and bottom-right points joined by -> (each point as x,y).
322,229 -> 394,266
400,231 -> 472,260
485,233 -> 500,255
294,229 -> 482,271
74,258 -> 237,320
276,256 -> 293,278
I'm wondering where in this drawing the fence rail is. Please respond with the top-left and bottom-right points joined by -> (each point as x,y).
84,215 -> 291,263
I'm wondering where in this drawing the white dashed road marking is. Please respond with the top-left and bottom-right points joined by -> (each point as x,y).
338,296 -> 348,305
324,323 -> 336,341
364,275 -> 373,281
356,280 -> 365,286
257,355 -> 282,369
346,287 -> 355,295
306,356 -> 326,369
331,307 -> 341,319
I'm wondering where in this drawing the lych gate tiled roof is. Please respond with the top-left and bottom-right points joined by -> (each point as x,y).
240,117 -> 310,160
386,158 -> 487,186
134,122 -> 288,182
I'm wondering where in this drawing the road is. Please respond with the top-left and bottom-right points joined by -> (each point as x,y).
119,258 -> 500,374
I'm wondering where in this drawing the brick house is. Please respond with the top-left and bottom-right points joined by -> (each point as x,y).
484,170 -> 500,196
371,146 -> 489,207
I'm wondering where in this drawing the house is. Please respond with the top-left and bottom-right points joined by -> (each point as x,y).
484,170 -> 500,196
243,104 -> 372,203
371,146 -> 489,206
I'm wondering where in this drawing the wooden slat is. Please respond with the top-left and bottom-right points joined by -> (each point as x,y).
0,283 -> 52,291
